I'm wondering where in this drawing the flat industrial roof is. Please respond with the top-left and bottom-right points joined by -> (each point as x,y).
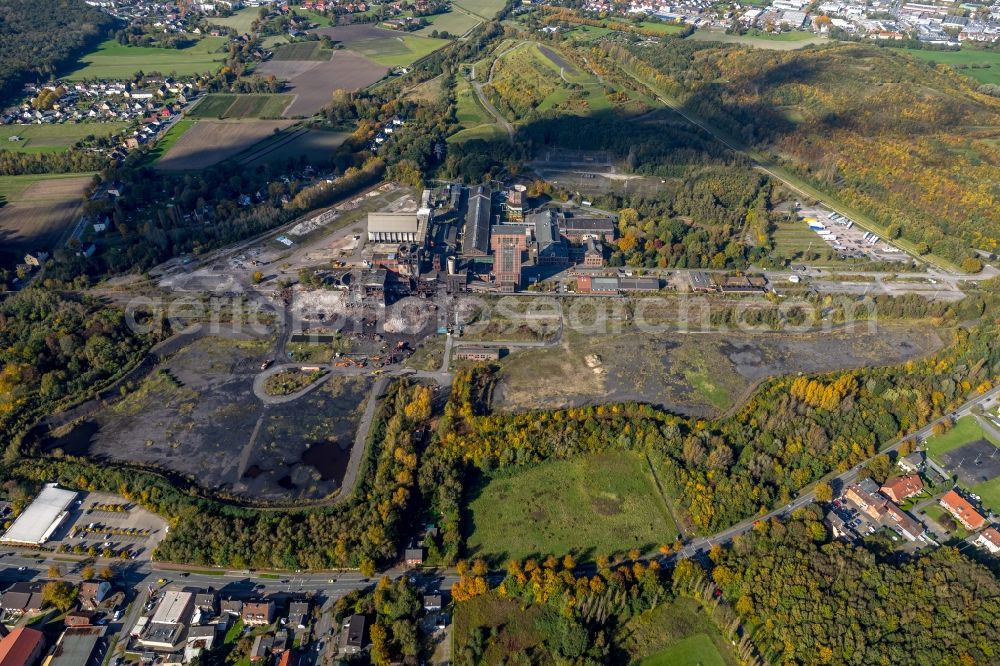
0,484 -> 77,545
368,212 -> 419,233
48,626 -> 106,666
152,590 -> 194,625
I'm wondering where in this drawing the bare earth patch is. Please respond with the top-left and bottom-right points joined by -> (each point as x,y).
257,50 -> 387,118
156,119 -> 294,170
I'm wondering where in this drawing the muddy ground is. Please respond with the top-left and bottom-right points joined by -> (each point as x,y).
493,323 -> 945,417
43,337 -> 372,502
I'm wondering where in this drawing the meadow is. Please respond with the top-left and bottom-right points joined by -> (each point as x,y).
452,0 -> 508,19
207,7 -> 259,33
64,38 -> 229,79
925,416 -> 1000,461
0,123 -> 127,153
617,597 -> 738,666
903,48 -> 1000,85
415,10 -> 482,38
465,452 -> 678,563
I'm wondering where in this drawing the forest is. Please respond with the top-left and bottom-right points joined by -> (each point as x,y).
609,39 -> 1000,266
0,289 -> 155,456
0,0 -> 116,106
710,509 -> 1000,665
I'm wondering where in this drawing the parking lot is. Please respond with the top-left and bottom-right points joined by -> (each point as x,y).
46,491 -> 169,560
798,208 -> 910,263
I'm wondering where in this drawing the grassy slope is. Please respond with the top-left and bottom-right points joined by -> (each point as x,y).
466,452 -> 678,562
0,123 -> 127,153
641,634 -> 728,666
65,37 -> 228,79
415,10 -> 482,37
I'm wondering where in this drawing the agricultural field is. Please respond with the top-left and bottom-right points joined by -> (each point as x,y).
239,127 -> 350,168
618,598 -> 737,666
903,48 -> 1000,85
310,25 -> 449,67
924,415 -> 1000,461
272,41 -> 333,61
0,173 -> 93,268
0,123 -> 127,153
493,323 -> 943,417
257,50 -> 388,117
414,9 -> 482,37
188,94 -> 292,119
64,37 -> 229,79
452,0 -> 507,19
465,452 -> 678,563
155,119 -> 294,170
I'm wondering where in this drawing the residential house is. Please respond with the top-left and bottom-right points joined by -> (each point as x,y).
883,503 -> 925,541
220,599 -> 243,616
64,611 -> 98,627
898,451 -> 925,474
940,489 -> 986,531
287,601 -> 309,629
423,595 -> 442,612
405,547 -> 424,567
242,600 -> 275,626
0,582 -> 45,614
880,474 -> 924,503
973,526 -> 1000,554
844,479 -> 888,521
340,614 -> 369,655
78,580 -> 112,610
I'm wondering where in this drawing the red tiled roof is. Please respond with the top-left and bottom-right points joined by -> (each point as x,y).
940,490 -> 986,530
0,627 -> 44,666
880,474 -> 923,502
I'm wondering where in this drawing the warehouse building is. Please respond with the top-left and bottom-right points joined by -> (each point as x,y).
367,212 -> 427,244
0,484 -> 77,546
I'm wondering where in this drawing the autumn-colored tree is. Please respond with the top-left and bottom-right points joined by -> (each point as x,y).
814,481 -> 833,503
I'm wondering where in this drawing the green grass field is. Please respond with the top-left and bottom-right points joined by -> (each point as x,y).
351,33 -> 449,67
143,120 -> 194,165
903,48 -> 1000,86
188,94 -> 291,119
466,452 -> 678,563
617,597 -> 738,665
415,10 -> 482,37
636,21 -> 687,34
208,7 -> 259,33
925,416 -> 1000,461
641,634 -> 728,666
972,475 -> 1000,515
0,123 -> 127,153
65,37 -> 228,79
452,0 -> 507,19
565,25 -> 614,42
